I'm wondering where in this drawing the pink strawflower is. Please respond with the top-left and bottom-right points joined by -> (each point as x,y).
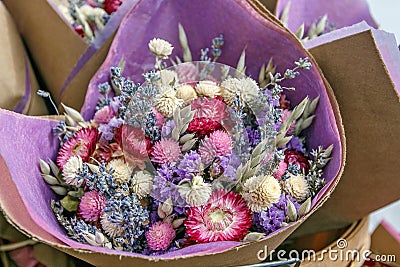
191,96 -> 227,122
78,191 -> 106,222
57,127 -> 99,169
151,138 -> 181,164
273,161 -> 288,180
185,190 -> 252,243
208,130 -> 232,156
145,221 -> 176,251
94,105 -> 116,125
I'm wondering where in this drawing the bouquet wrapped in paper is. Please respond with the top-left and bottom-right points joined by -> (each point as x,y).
0,2 -> 48,115
2,0 -> 136,111
0,0 -> 345,266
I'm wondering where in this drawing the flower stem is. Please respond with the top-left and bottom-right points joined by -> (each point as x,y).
0,240 -> 37,252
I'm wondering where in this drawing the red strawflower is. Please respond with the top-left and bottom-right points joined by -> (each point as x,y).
279,94 -> 291,109
57,127 -> 99,169
284,149 -> 310,173
74,24 -> 85,38
187,117 -> 222,137
184,190 -> 252,243
103,0 -> 123,14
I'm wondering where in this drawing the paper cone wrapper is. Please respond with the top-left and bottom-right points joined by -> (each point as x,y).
0,2 -> 48,115
0,0 -> 345,266
291,22 -> 400,237
2,0 -> 136,111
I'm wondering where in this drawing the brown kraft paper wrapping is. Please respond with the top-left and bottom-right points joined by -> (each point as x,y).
292,26 -> 400,236
0,2 -> 48,115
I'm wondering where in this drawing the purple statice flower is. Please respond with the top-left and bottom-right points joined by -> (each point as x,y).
161,120 -> 175,138
286,136 -> 306,153
264,87 -> 280,107
98,117 -> 124,141
151,164 -> 186,207
245,127 -> 261,147
177,151 -> 202,179
253,194 -> 300,235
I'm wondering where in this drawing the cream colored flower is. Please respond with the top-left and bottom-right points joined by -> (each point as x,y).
155,88 -> 184,117
100,214 -> 125,238
62,156 -> 83,186
148,38 -> 174,59
176,84 -> 198,104
195,81 -> 221,98
221,77 -> 259,107
281,174 -> 309,202
131,171 -> 153,198
178,175 -> 212,206
106,159 -> 132,184
241,175 -> 281,212
160,69 -> 179,86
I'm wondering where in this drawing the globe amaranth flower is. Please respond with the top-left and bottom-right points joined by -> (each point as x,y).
78,191 -> 106,222
195,81 -> 221,98
221,77 -> 259,107
145,222 -> 176,251
57,127 -> 99,169
178,175 -> 212,206
131,171 -> 153,198
185,190 -> 252,242
191,96 -> 227,122
281,174 -> 309,202
176,84 -> 198,104
155,88 -> 184,117
241,175 -> 281,212
148,38 -> 173,59
94,105 -> 116,125
106,159 -> 132,184
284,149 -> 310,173
103,0 -> 123,14
187,117 -> 222,137
208,130 -> 233,156
151,138 -> 181,164
62,155 -> 84,186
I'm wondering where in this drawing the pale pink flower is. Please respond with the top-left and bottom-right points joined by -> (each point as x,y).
151,138 -> 181,164
94,105 -> 115,125
176,63 -> 199,83
273,161 -> 288,180
145,221 -> 176,250
191,97 -> 227,122
208,130 -> 232,156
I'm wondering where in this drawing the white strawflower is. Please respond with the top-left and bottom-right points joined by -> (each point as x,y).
106,159 -> 132,184
221,77 -> 259,107
100,214 -> 125,238
178,175 -> 212,206
131,171 -> 153,198
155,88 -> 184,117
62,156 -> 83,186
176,84 -> 198,104
195,81 -> 221,98
241,175 -> 281,212
281,174 -> 309,202
148,38 -> 174,59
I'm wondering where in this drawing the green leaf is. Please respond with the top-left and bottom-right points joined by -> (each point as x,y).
60,196 -> 80,212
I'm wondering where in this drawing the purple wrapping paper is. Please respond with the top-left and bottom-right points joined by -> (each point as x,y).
0,0 -> 343,260
274,0 -> 378,34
